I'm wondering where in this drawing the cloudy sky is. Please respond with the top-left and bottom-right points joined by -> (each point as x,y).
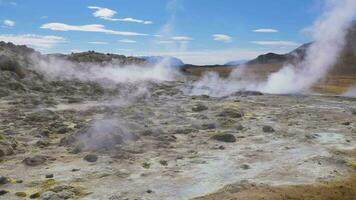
0,0 -> 322,64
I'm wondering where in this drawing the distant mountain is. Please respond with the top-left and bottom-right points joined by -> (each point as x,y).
247,21 -> 356,66
142,56 -> 184,67
225,60 -> 248,66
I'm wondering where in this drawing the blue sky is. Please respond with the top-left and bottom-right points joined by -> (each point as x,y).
0,0 -> 323,64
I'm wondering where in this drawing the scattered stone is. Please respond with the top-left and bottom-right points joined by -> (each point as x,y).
218,145 -> 225,150
29,192 -> 41,199
342,122 -> 351,126
23,155 -> 47,166
146,189 -> 153,194
56,127 -> 71,134
0,190 -> 9,196
0,176 -> 9,185
159,160 -> 168,166
45,174 -> 54,179
142,162 -> 151,169
262,125 -> 275,133
15,192 -> 27,197
83,154 -> 98,162
192,103 -> 208,112
71,168 -> 80,172
240,164 -> 251,170
36,139 -> 50,148
211,133 -> 236,143
218,109 -> 243,118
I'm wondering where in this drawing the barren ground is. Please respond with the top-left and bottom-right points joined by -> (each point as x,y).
0,81 -> 355,200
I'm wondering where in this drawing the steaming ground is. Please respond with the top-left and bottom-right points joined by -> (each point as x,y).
1,64 -> 356,199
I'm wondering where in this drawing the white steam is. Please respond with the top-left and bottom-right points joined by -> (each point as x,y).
260,0 -> 356,94
187,0 -> 356,97
30,54 -> 181,84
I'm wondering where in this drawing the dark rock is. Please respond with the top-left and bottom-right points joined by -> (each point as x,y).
15,191 -> 27,197
35,139 -> 50,148
23,155 -> 47,166
0,190 -> 9,196
29,192 -> 40,199
45,174 -> 54,178
240,164 -> 251,170
218,109 -> 243,118
0,176 -> 9,185
56,127 -> 71,134
262,125 -> 275,133
159,160 -> 168,166
192,103 -> 208,112
211,133 -> 236,143
342,122 -> 351,126
83,154 -> 98,162
218,145 -> 225,150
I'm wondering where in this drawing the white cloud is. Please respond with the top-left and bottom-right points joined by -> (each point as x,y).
156,40 -> 174,44
212,34 -> 232,43
88,6 -> 152,24
251,40 -> 299,46
41,23 -> 147,36
88,6 -> 116,19
0,34 -> 66,48
171,36 -> 192,41
119,39 -> 137,43
3,19 -> 15,27
253,29 -> 279,33
88,41 -> 107,45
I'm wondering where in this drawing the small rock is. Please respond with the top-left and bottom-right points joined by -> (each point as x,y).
192,104 -> 208,112
159,160 -> 168,166
23,155 -> 47,166
262,125 -> 275,133
241,164 -> 251,170
83,154 -> 98,162
342,122 -> 351,126
218,145 -> 225,150
142,162 -> 151,169
45,174 -> 54,178
146,189 -> 153,194
0,176 -> 9,185
211,133 -> 236,143
15,192 -> 27,197
218,109 -> 243,118
0,190 -> 9,196
29,192 -> 41,199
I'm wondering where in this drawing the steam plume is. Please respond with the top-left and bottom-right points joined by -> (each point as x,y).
260,0 -> 356,94
188,0 -> 356,97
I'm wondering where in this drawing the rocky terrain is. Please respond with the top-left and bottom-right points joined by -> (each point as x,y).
0,42 -> 355,200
